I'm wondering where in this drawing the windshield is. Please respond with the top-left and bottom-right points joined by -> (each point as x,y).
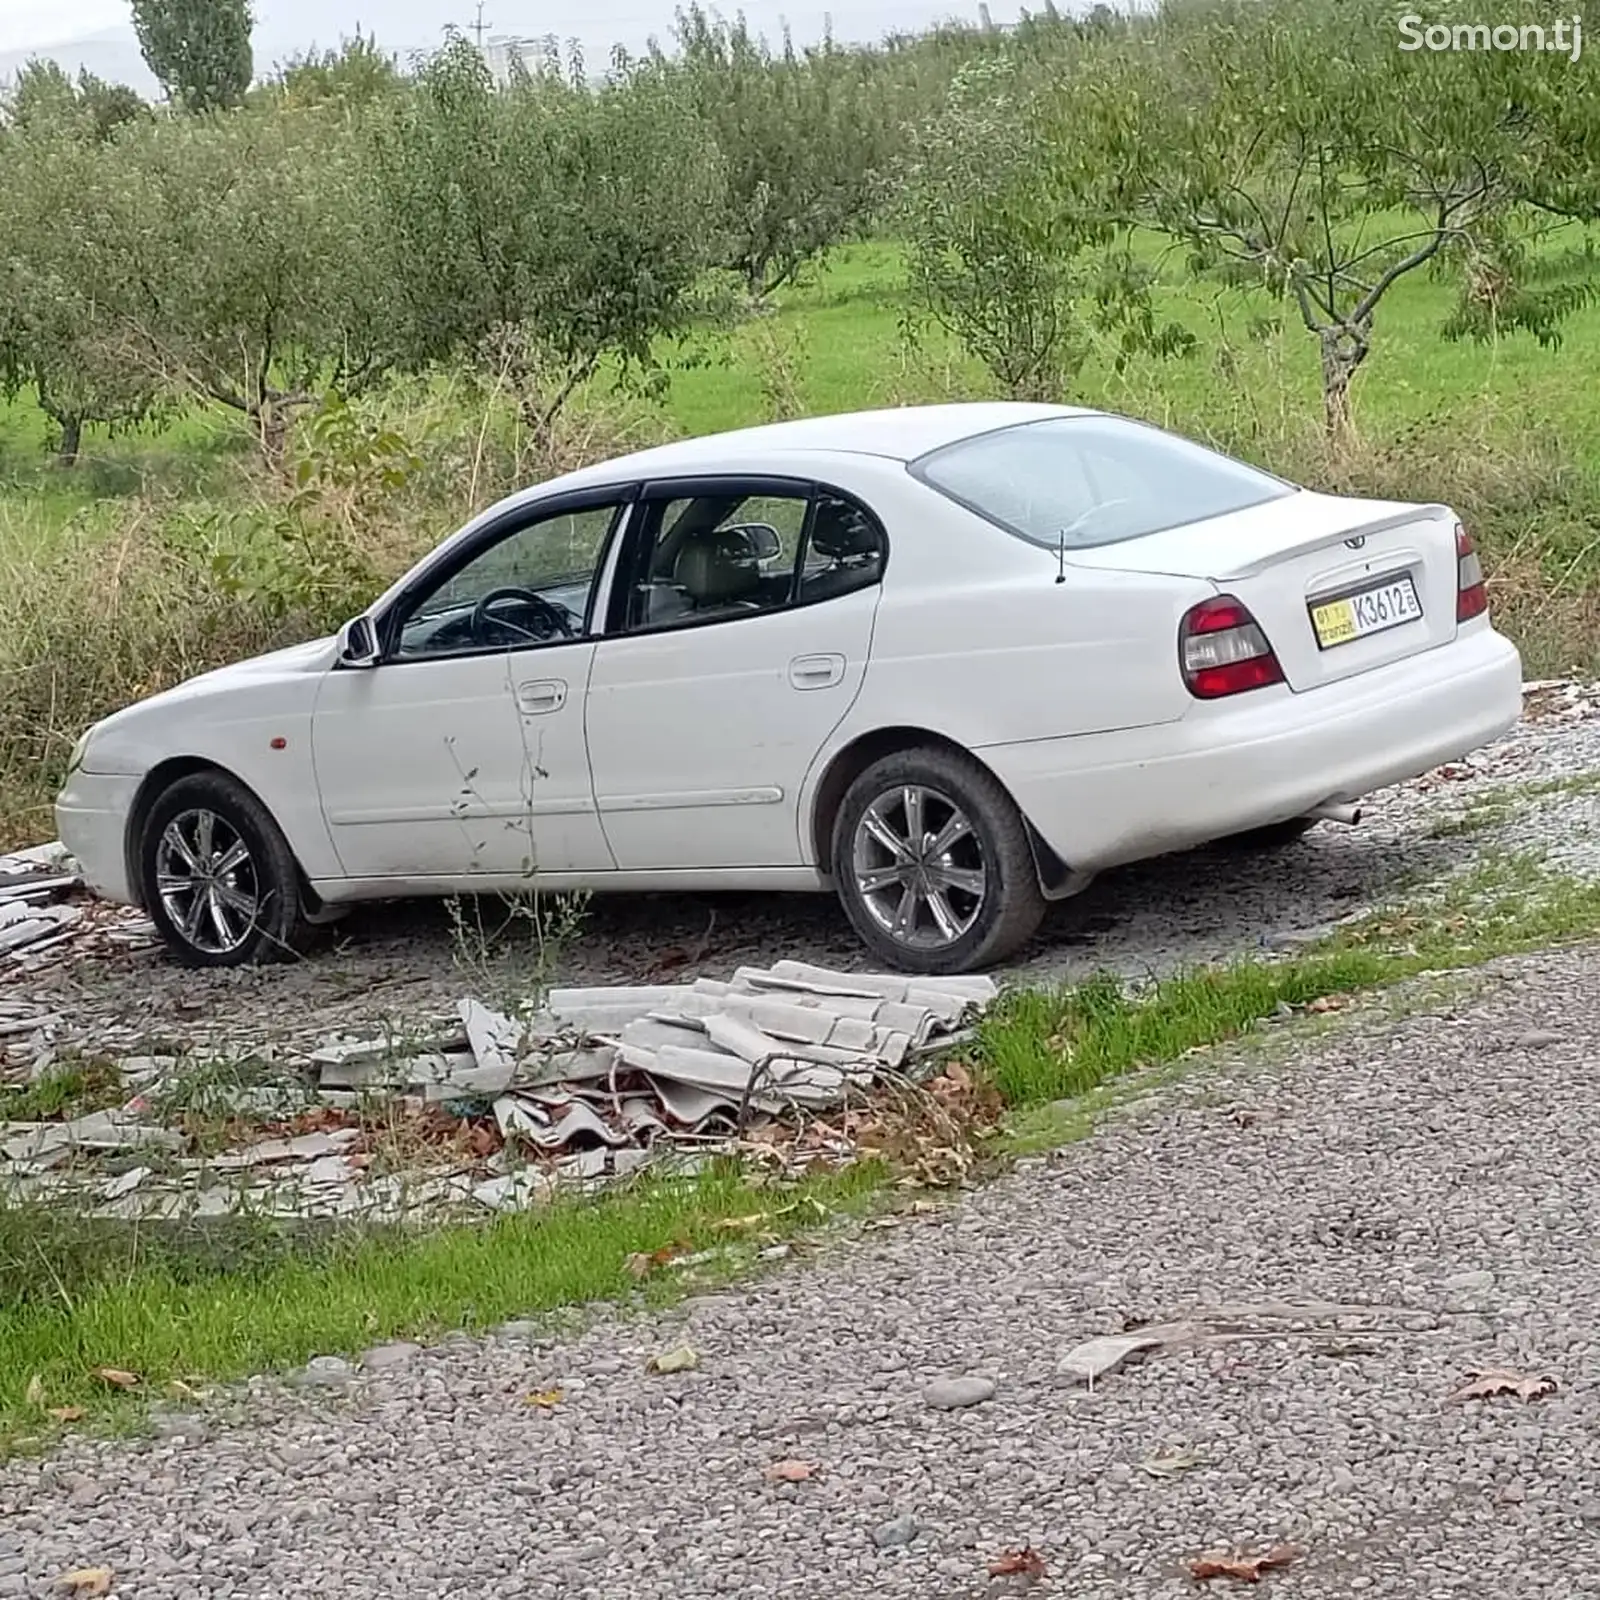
912,415 -> 1294,549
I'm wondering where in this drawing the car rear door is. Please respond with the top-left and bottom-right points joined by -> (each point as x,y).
583,475 -> 886,870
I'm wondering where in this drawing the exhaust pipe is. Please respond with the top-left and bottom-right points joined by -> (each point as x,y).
1305,801 -> 1362,826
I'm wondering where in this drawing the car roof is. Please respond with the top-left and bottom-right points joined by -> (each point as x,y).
541,401 -> 1096,495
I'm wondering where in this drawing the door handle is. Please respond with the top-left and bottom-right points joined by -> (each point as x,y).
516,679 -> 567,714
788,653 -> 845,690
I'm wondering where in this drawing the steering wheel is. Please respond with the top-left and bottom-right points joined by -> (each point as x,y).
471,587 -> 574,645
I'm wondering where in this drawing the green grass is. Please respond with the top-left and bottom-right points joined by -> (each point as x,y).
0,1160 -> 886,1451
1426,769 -> 1600,838
4,849 -> 1599,1450
0,1057 -> 124,1122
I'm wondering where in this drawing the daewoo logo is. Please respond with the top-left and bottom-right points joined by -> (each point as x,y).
1344,535 -> 1367,549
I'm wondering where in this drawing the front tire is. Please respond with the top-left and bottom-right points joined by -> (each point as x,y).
831,746 -> 1046,975
137,771 -> 316,968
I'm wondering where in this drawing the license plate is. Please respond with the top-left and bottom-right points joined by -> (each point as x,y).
1309,573 -> 1423,649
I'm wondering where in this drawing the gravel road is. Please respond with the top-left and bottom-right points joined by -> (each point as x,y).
10,681 -> 1600,1059
6,945 -> 1600,1597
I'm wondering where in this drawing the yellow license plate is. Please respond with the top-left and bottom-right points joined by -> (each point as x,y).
1310,596 -> 1358,647
1309,574 -> 1422,650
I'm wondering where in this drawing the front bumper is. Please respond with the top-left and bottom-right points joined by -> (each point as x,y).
983,625 -> 1523,873
54,768 -> 143,905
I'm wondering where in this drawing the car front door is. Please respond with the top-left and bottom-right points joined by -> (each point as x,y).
583,477 -> 887,870
310,492 -> 628,884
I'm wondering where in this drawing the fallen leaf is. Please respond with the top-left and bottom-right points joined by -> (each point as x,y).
1307,994 -> 1346,1013
524,1388 -> 564,1409
988,1546 -> 1048,1578
47,1407 -> 86,1424
761,1459 -> 820,1482
55,1569 -> 113,1597
1187,1544 -> 1300,1583
625,1241 -> 688,1278
1449,1368 -> 1558,1403
1140,1445 -> 1201,1478
646,1345 -> 699,1374
714,1213 -> 771,1232
91,1368 -> 140,1391
24,1374 -> 44,1409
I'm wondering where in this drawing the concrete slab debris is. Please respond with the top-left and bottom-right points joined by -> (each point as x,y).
0,841 -> 155,966
0,845 -> 995,1224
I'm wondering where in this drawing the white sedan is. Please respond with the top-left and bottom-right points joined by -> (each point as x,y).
56,402 -> 1523,974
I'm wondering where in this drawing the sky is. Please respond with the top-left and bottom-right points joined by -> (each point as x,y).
0,0 -> 1032,91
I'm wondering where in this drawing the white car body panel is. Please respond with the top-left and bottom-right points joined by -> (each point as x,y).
310,641 -> 612,879
53,400 -> 1525,942
585,584 -> 878,869
1068,489 -> 1464,692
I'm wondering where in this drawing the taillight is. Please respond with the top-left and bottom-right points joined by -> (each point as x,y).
1179,596 -> 1285,699
1455,522 -> 1488,622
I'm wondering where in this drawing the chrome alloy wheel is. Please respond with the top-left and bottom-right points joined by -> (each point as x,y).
850,784 -> 988,951
154,808 -> 262,955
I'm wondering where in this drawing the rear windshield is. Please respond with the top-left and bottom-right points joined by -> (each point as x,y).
912,415 -> 1294,549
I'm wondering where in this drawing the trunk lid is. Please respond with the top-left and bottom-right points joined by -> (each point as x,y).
1066,490 -> 1462,692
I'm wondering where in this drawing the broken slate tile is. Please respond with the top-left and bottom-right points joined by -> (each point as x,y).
471,1170 -> 556,1211
208,1130 -> 360,1170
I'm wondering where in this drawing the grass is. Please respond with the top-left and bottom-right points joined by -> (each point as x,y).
0,1057 -> 124,1123
1426,769 -> 1600,839
0,1160 -> 886,1451
3,848 -> 1598,1450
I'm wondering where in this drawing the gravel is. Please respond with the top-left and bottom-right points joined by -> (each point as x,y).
4,946 -> 1600,1597
7,684 -> 1599,1061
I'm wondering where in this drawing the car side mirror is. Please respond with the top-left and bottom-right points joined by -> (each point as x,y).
337,615 -> 380,668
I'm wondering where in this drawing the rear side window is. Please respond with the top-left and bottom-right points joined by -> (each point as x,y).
912,415 -> 1293,550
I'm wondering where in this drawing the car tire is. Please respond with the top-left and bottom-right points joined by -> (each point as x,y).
831,746 -> 1046,975
137,770 -> 317,968
1217,816 -> 1318,852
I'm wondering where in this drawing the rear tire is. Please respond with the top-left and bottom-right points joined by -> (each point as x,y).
1218,816 -> 1318,852
137,771 -> 317,968
831,745 -> 1046,975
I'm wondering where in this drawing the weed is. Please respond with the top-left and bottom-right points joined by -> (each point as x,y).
0,1057 -> 124,1122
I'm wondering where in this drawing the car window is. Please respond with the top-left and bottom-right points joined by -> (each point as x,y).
623,491 -> 809,632
394,503 -> 620,659
913,415 -> 1293,549
797,492 -> 886,603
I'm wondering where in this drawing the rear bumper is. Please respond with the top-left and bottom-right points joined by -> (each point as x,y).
983,624 -> 1523,872
54,768 -> 142,906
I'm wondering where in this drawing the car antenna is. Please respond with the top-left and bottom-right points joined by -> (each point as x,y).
1055,529 -> 1067,584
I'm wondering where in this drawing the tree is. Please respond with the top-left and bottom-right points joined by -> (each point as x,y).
83,104 -> 398,455
369,36 -> 727,437
273,31 -> 404,111
0,128 -> 161,463
3,60 -> 147,142
650,7 -> 900,299
901,55 -> 1189,401
1081,0 -> 1598,439
132,0 -> 253,113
